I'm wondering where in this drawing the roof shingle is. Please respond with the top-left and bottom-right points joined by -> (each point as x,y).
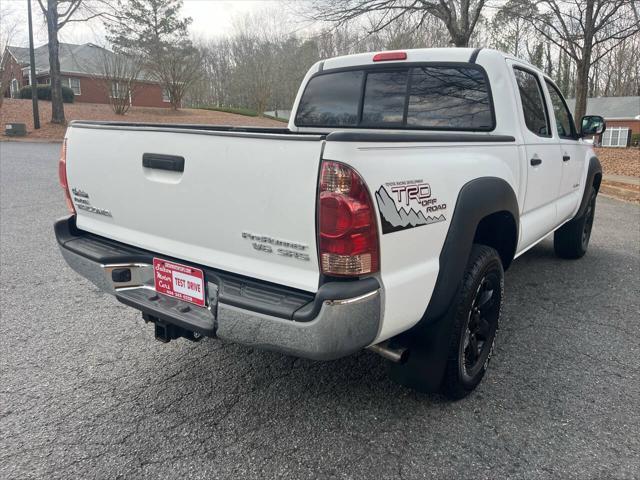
7,43 -> 154,82
565,96 -> 640,119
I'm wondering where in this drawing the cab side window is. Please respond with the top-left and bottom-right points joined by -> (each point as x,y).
513,67 -> 550,137
545,80 -> 575,138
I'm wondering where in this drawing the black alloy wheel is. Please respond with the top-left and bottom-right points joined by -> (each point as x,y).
460,272 -> 501,381
388,244 -> 503,398
554,187 -> 598,259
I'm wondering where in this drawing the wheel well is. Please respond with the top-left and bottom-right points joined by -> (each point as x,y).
473,211 -> 518,270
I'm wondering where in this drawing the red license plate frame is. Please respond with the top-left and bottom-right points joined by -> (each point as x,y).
153,258 -> 206,307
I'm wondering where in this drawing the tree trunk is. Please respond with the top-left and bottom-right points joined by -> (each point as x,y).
574,60 -> 590,122
574,0 -> 595,124
439,11 -> 470,47
453,36 -> 469,47
28,0 -> 40,129
170,89 -> 180,110
0,64 -> 9,109
448,29 -> 470,47
45,0 -> 65,124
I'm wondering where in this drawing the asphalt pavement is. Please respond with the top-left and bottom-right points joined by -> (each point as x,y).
1,141 -> 639,479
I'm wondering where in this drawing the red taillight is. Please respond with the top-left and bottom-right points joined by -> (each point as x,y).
373,51 -> 407,62
58,139 -> 67,187
58,139 -> 75,214
318,161 -> 379,276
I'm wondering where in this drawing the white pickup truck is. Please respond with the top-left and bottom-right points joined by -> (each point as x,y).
56,48 -> 605,399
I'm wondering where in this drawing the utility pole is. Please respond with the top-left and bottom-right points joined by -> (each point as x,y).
28,0 -> 40,129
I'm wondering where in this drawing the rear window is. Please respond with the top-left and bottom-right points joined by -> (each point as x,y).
295,70 -> 363,127
295,64 -> 494,131
362,71 -> 408,126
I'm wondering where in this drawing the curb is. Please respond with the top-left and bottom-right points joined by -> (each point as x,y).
603,174 -> 640,187
0,138 -> 63,144
600,179 -> 639,204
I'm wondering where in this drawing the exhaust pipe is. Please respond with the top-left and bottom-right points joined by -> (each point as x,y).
367,341 -> 409,363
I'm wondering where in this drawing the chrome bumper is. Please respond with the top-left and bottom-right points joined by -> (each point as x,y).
59,246 -> 381,361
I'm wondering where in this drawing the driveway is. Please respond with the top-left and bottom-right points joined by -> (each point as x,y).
1,141 -> 639,479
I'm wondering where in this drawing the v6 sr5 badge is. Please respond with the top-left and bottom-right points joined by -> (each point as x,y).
375,180 -> 447,234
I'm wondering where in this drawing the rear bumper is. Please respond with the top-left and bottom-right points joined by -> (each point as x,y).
55,216 -> 381,360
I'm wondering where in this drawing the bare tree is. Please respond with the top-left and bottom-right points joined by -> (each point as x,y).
510,0 -> 640,121
36,0 -> 116,124
312,25 -> 363,57
185,3 -> 639,120
85,47 -> 146,114
230,36 -> 274,114
592,34 -> 640,97
187,7 -> 477,113
363,13 -> 450,50
191,38 -> 233,107
491,0 -> 536,58
231,15 -> 278,114
308,0 -> 487,47
153,42 -> 201,110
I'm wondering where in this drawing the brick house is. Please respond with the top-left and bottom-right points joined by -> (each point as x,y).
566,96 -> 640,147
2,43 -> 171,108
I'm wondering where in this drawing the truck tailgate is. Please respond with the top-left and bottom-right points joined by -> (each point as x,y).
65,124 -> 324,292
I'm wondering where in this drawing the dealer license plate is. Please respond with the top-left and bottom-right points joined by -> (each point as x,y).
153,258 -> 206,307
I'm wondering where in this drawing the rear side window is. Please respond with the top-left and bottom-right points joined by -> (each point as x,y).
545,80 -> 575,138
295,64 -> 494,131
513,68 -> 550,137
295,70 -> 363,127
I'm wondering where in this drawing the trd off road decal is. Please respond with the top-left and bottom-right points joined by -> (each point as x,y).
375,180 -> 447,234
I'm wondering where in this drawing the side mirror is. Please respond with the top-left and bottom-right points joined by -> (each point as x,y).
580,115 -> 606,137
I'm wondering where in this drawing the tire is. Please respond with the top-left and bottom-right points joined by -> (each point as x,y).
440,244 -> 504,399
554,189 -> 597,259
388,244 -> 504,400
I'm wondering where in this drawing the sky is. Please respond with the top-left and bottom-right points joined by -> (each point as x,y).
0,0 -> 296,48
184,0 -> 284,38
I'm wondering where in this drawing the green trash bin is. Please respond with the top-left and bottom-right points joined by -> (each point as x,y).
5,123 -> 27,137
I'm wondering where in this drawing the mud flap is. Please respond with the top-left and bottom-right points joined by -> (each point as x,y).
388,307 -> 457,393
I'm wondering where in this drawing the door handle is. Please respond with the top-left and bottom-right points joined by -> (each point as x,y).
563,155 -> 571,162
142,153 -> 185,172
530,158 -> 542,166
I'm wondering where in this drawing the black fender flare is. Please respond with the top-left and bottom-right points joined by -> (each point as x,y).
425,176 -> 519,322
575,156 -> 602,219
389,177 -> 519,392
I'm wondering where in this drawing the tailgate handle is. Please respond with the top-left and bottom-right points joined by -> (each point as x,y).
142,153 -> 185,172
